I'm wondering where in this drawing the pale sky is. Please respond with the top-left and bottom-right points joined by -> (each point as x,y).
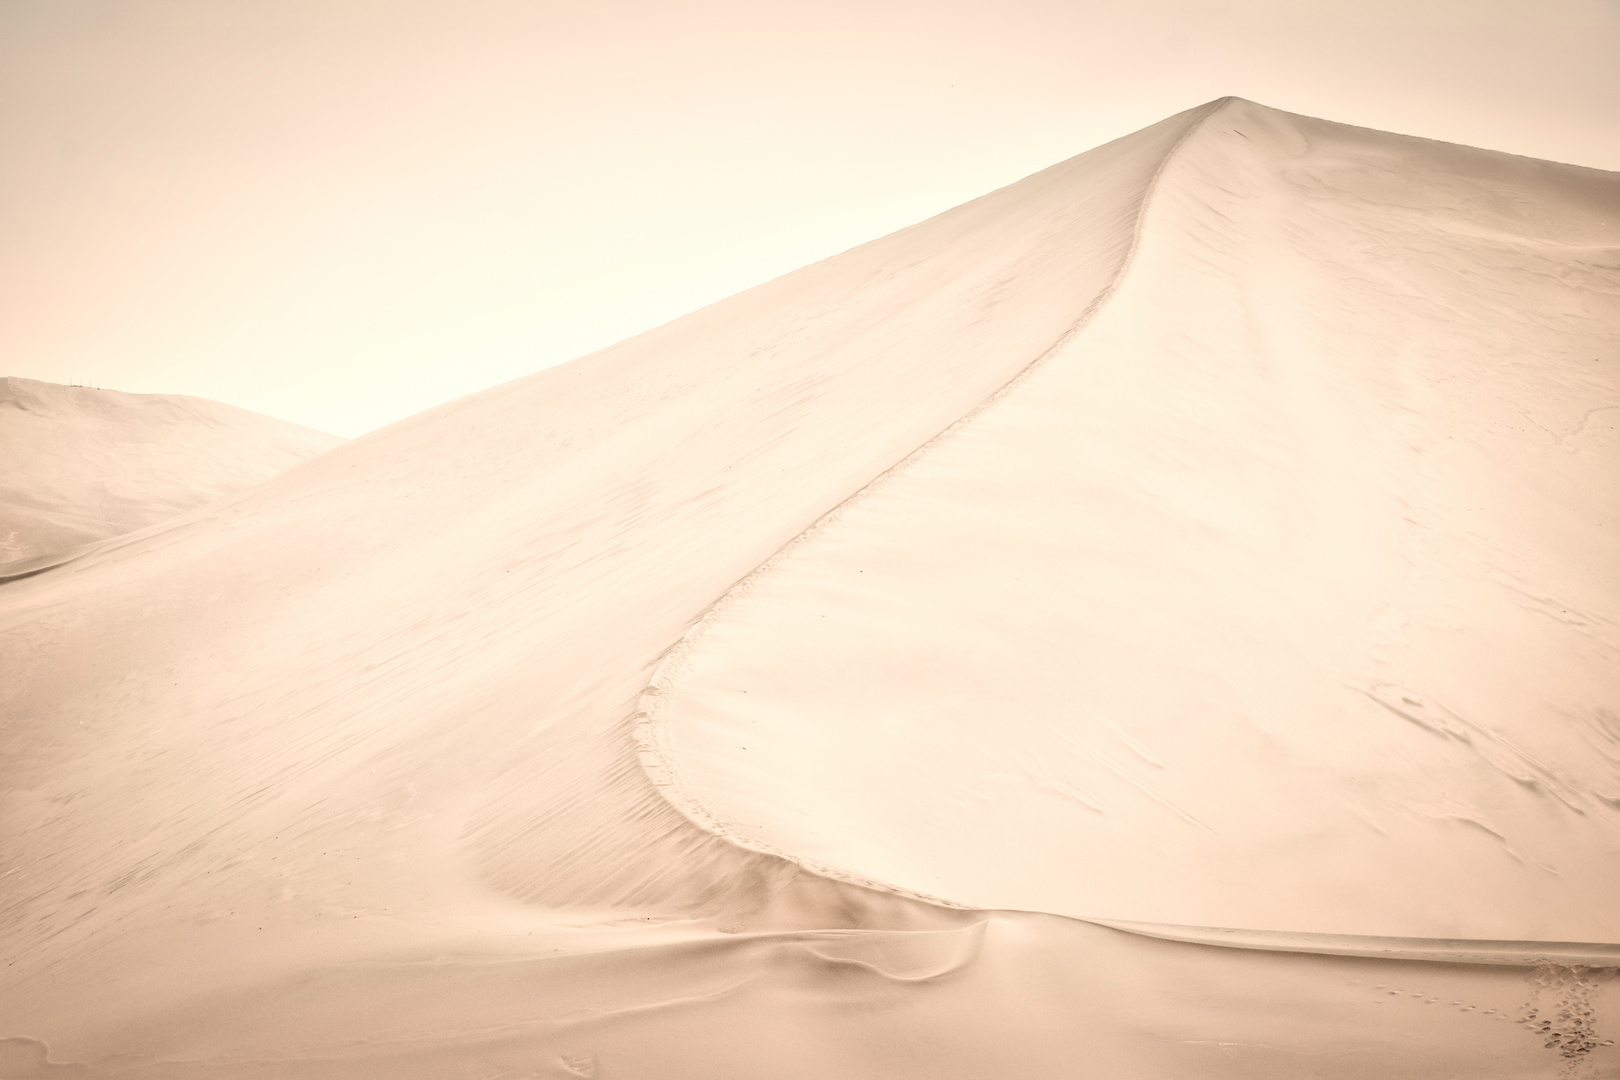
4,0 -> 1618,436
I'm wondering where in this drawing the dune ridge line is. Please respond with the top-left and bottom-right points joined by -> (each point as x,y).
632,97 -> 1233,911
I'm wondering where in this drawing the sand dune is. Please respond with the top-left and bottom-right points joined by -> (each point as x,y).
0,377 -> 342,571
1,99 -> 1616,1077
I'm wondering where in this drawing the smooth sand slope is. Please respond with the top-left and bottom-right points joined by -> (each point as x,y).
0,377 -> 342,568
1,99 -> 1617,1078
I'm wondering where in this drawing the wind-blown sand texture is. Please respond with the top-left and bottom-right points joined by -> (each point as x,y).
0,378 -> 342,571
1,99 -> 1617,1078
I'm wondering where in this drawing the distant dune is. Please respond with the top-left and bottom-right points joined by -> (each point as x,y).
1,99 -> 1615,1079
0,377 -> 342,567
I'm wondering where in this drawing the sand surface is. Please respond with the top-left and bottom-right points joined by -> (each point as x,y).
0,377 -> 342,570
2,99 -> 1617,1078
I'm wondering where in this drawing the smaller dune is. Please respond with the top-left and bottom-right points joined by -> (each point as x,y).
0,377 -> 342,567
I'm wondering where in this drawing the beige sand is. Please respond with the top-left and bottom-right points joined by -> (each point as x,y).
0,377 -> 342,570
1,99 -> 1616,1078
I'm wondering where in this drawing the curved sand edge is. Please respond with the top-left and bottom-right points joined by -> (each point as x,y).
632,99 -> 1231,915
